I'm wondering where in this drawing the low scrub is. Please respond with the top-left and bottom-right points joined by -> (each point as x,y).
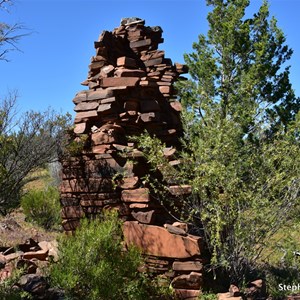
21,186 -> 61,230
49,212 -> 173,300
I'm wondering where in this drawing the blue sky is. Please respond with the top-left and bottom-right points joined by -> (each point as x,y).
0,0 -> 299,118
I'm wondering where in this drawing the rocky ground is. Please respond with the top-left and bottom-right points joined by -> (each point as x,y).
0,209 -> 61,298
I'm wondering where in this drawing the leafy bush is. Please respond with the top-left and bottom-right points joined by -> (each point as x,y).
0,269 -> 27,300
49,212 -> 172,300
21,186 -> 61,230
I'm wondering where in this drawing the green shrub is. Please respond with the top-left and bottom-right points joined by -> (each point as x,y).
21,186 -> 61,230
49,212 -> 173,300
0,269 -> 28,300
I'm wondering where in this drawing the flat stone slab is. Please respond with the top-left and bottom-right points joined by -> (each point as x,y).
123,221 -> 201,258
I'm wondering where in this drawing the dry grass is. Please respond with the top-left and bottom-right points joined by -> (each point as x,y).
0,167 -> 62,247
23,168 -> 53,191
0,208 -> 61,247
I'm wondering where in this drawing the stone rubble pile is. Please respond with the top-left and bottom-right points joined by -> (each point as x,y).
60,17 -> 202,299
0,238 -> 59,297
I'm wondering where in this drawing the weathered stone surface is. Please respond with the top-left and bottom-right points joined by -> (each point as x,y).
74,123 -> 86,134
97,103 -> 115,114
123,222 -> 201,258
172,261 -> 203,272
100,64 -> 115,77
170,101 -> 182,112
172,222 -> 188,232
164,224 -> 187,236
74,101 -> 99,112
19,274 -> 47,295
144,57 -> 163,67
130,38 -> 152,49
61,178 -> 113,194
87,89 -> 114,101
100,77 -> 140,87
75,110 -> 98,123
159,85 -> 171,94
131,210 -> 155,224
117,56 -> 138,68
23,249 -> 49,261
121,188 -> 150,203
217,292 -> 242,300
91,130 -> 119,145
175,63 -> 189,74
174,289 -> 201,300
114,68 -> 146,77
229,284 -> 240,297
171,272 -> 202,289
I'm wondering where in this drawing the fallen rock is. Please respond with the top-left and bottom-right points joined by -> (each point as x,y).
19,274 -> 48,296
23,249 -> 49,261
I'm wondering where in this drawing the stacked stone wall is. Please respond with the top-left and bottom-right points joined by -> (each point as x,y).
60,17 -> 203,299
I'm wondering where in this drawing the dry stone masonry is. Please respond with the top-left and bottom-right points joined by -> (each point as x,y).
60,17 -> 203,299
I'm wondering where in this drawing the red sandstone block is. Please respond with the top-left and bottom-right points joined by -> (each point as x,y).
100,77 -> 140,87
121,188 -> 150,203
117,56 -> 138,68
144,57 -> 163,67
172,261 -> 203,272
74,101 -> 99,112
73,123 -> 86,134
170,101 -> 182,112
60,178 -> 113,193
91,131 -> 117,145
171,272 -> 202,289
129,38 -> 152,49
74,111 -> 98,123
131,210 -> 155,224
83,89 -> 114,101
159,85 -> 171,94
114,68 -> 146,77
140,50 -> 165,61
123,222 -> 201,258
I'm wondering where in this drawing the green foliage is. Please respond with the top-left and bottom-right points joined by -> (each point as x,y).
0,269 -> 27,300
199,292 -> 217,300
136,0 -> 300,289
21,186 -> 61,230
49,212 -> 172,300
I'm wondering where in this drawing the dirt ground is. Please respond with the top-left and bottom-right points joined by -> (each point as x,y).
0,208 -> 60,249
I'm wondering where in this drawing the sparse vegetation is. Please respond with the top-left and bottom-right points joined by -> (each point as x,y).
21,186 -> 61,230
49,211 -> 174,300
